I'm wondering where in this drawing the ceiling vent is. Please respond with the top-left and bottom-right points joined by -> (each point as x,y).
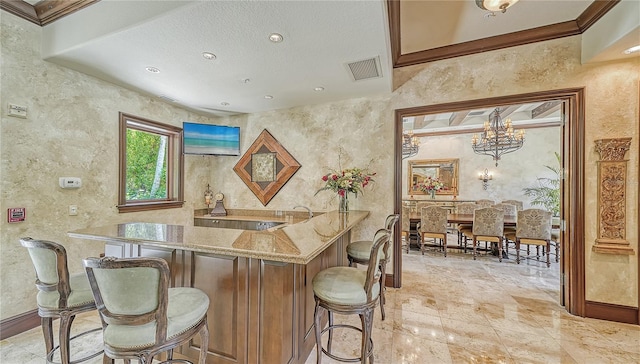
346,56 -> 381,81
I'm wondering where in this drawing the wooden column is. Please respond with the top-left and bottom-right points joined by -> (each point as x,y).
592,137 -> 634,255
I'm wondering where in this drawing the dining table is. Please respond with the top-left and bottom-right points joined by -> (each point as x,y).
408,212 -> 517,226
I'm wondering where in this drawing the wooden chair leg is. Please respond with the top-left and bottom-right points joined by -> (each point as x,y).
498,238 -> 503,262
59,312 -> 75,364
443,235 -> 447,257
198,317 -> 209,364
41,317 -> 54,357
473,237 -> 477,260
516,239 -> 521,264
379,261 -> 387,321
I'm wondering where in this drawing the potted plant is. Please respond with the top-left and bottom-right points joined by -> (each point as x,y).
523,152 -> 560,216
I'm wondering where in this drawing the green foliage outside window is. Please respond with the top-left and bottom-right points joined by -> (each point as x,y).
523,152 -> 561,216
126,129 -> 168,200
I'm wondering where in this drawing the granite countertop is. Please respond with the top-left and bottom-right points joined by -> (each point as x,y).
68,210 -> 369,265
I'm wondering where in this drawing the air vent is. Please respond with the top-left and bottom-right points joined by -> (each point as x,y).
346,56 -> 381,81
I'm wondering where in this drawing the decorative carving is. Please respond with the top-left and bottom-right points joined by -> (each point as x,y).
594,138 -> 631,161
593,137 -> 633,255
233,129 -> 301,206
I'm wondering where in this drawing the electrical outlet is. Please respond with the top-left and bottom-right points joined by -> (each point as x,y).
69,205 -> 78,216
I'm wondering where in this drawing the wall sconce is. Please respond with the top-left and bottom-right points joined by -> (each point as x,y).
478,169 -> 493,190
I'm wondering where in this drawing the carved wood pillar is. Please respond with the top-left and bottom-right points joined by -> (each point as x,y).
592,138 -> 634,255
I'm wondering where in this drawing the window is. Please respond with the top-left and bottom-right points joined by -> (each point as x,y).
118,113 -> 184,212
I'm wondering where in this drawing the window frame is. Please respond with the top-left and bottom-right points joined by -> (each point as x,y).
117,112 -> 184,213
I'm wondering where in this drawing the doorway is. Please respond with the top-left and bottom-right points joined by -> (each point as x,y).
392,88 -> 586,317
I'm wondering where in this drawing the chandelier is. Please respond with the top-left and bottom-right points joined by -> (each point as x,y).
471,108 -> 525,166
402,130 -> 419,159
475,0 -> 519,13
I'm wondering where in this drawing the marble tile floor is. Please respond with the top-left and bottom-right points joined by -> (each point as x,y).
2,248 -> 638,363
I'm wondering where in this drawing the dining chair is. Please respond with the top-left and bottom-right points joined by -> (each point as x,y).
83,256 -> 210,364
346,214 -> 399,320
505,209 -> 553,267
475,199 -> 495,207
20,237 -> 103,364
313,229 -> 390,364
419,206 -> 449,257
501,200 -> 524,211
472,207 -> 504,262
495,203 -> 517,255
401,206 -> 411,253
456,202 -> 477,249
551,228 -> 561,262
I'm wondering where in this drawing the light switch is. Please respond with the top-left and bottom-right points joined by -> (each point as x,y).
8,104 -> 27,118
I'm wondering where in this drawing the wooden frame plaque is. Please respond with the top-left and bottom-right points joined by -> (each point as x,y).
233,129 -> 301,206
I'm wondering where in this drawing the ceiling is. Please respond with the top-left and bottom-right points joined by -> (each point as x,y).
4,0 -> 638,118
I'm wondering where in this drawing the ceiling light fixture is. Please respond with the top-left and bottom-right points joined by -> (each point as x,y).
471,107 -> 525,166
314,87 -> 325,91
475,0 -> 519,13
623,45 -> 640,54
269,33 -> 283,43
202,52 -> 216,60
145,66 -> 160,73
264,95 -> 273,99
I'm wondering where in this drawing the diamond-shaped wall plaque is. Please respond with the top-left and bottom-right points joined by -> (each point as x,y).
233,129 -> 301,206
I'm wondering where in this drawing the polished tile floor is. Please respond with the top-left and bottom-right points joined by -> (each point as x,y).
2,244 -> 639,364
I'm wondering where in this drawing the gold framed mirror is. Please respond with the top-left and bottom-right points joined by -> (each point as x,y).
408,159 -> 459,195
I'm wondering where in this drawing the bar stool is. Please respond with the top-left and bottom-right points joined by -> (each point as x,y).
313,228 -> 390,364
83,256 -> 209,364
345,214 -> 398,320
20,237 -> 103,364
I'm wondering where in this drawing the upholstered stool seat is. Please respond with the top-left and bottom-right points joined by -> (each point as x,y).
314,229 -> 390,364
345,214 -> 398,321
20,237 -> 103,364
313,267 -> 380,305
102,287 -> 209,350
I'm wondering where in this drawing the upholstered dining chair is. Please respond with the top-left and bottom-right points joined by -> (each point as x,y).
505,209 -> 553,267
314,229 -> 390,364
501,199 -> 524,211
475,199 -> 495,207
494,203 -> 517,216
346,214 -> 399,320
20,237 -> 103,364
456,202 -> 477,249
83,256 -> 210,364
472,207 -> 505,262
401,205 -> 411,253
419,206 -> 449,257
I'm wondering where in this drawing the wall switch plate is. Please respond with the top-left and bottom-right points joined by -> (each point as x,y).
69,205 -> 78,216
59,177 -> 82,188
8,104 -> 27,118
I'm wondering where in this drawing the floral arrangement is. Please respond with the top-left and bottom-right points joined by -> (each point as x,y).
315,167 -> 375,197
415,177 -> 445,192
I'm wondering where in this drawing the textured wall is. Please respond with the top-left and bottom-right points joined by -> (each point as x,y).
1,13 -> 638,321
1,15 -> 218,318
401,127 -> 561,206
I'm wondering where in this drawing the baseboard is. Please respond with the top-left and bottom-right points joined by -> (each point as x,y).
0,309 -> 40,340
585,300 -> 638,325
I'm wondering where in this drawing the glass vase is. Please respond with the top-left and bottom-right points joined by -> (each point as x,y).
338,193 -> 349,213
430,190 -> 436,199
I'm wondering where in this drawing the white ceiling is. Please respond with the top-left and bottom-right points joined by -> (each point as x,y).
35,0 -> 639,118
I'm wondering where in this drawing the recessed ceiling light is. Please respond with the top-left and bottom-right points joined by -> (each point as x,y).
242,78 -> 251,84
220,102 -> 230,106
269,33 -> 283,43
145,66 -> 160,73
314,87 -> 325,91
202,52 -> 216,60
623,45 -> 640,54
264,95 -> 273,99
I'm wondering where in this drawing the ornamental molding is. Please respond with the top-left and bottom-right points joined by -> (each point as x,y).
592,137 -> 633,255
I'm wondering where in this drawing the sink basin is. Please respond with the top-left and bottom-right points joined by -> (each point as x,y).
194,218 -> 285,231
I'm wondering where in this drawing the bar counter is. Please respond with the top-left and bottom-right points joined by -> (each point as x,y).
68,210 -> 369,364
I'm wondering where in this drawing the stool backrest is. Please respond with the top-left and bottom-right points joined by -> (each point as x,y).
383,214 -> 399,260
364,229 -> 390,302
20,237 -> 71,308
83,257 -> 170,346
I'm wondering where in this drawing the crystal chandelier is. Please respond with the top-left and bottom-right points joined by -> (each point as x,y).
402,130 -> 419,159
471,108 -> 525,166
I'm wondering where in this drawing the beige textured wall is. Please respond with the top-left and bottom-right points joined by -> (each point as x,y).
402,127 -> 562,205
1,15 -> 219,318
1,13 -> 638,321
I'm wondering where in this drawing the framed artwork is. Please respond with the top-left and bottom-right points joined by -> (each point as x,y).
233,129 -> 301,205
